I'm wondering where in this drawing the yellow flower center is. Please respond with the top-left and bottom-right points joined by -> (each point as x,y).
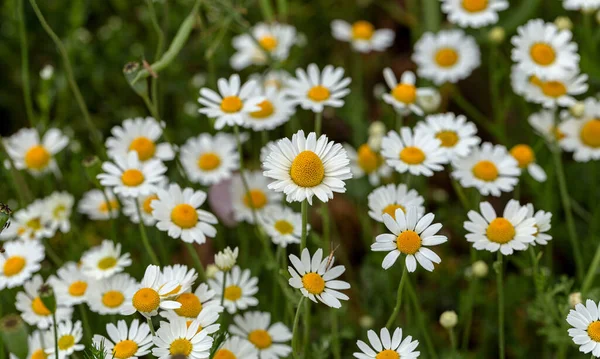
307,86 -> 330,102
26,218 -> 42,231
553,126 -> 566,141
24,145 -> 51,170
435,48 -> 459,68
250,100 -> 275,119
170,204 -> 199,229
143,194 -> 158,214
581,119 -> 600,148
351,21 -> 375,40
510,144 -> 535,168
132,288 -> 160,313
53,204 -> 67,219
220,96 -> 243,113
486,218 -> 516,244
461,0 -> 488,12
472,160 -> 499,182
102,290 -> 125,308
129,137 -> 156,161
113,340 -> 139,359
197,152 -> 221,171
391,84 -> 417,104
68,281 -> 88,297
248,329 -> 273,349
243,190 -> 268,209
169,338 -> 193,356
274,220 -> 294,235
436,131 -> 459,147
58,335 -> 75,350
530,43 -> 556,66
399,146 -> 426,165
224,285 -> 243,301
259,36 -> 278,51
174,293 -> 203,318
3,256 -> 26,277
97,256 -> 117,270
121,169 -> 145,187
290,151 -> 325,188
357,144 -> 382,174
588,321 -> 600,342
396,230 -> 422,255
301,272 -> 325,295
99,200 -> 120,213
382,204 -> 405,220
540,81 -> 567,98
214,349 -> 237,359
376,349 -> 400,359
31,349 -> 47,359
529,75 -> 544,87
32,297 -> 51,315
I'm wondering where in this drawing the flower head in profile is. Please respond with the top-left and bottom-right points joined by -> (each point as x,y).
259,205 -> 307,248
559,97 -> 600,162
43,192 -> 74,233
230,170 -> 282,224
367,184 -> 425,223
215,247 -> 239,272
509,144 -> 547,182
230,22 -> 297,70
48,262 -> 90,306
441,0 -> 508,28
331,20 -> 395,52
208,266 -> 259,314
80,240 -> 132,280
382,68 -> 437,116
4,128 -> 68,176
524,204 -> 552,246
415,112 -> 481,162
284,64 -> 351,113
77,189 -> 120,221
105,117 -> 174,163
528,109 -> 565,144
353,327 -> 420,359
343,143 -> 392,186
242,85 -> 295,131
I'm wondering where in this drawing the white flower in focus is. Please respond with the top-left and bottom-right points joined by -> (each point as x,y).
97,151 -> 167,198
381,69 -> 436,116
353,327 -> 420,358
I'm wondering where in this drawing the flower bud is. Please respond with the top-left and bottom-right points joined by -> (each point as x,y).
205,264 -> 220,279
416,89 -> 441,114
373,83 -> 387,100
38,284 -> 57,314
569,101 -> 585,118
367,136 -> 383,152
214,247 -> 239,272
368,121 -> 386,136
0,315 -> 29,359
569,292 -> 582,308
40,65 -> 54,80
554,16 -> 573,30
488,27 -> 505,44
472,260 -> 489,278
359,315 -> 375,329
439,311 -> 458,329
0,203 -> 12,233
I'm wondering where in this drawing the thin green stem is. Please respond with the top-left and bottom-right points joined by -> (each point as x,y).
302,300 -> 310,356
422,0 -> 440,32
331,309 -> 341,359
99,190 -> 118,242
396,112 -> 404,132
315,112 -> 323,137
276,0 -> 288,21
44,238 -> 63,266
448,328 -> 457,352
301,200 -> 308,251
259,0 -> 275,22
185,242 -> 206,282
529,246 -> 541,294
135,201 -> 160,265
52,313 -> 59,359
451,178 -> 472,211
0,140 -> 32,206
497,252 -> 505,359
451,86 -> 505,143
406,277 -> 437,358
78,305 -> 91,344
386,265 -> 408,329
291,297 -> 305,359
146,0 -> 165,114
583,238 -> 600,295
220,271 -> 227,306
17,0 -> 35,126
147,317 -> 155,336
321,203 -> 330,249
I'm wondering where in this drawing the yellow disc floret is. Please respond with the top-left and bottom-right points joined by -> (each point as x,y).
462,0 -> 488,12
250,100 -> 275,119
290,151 -> 325,187
274,220 -> 294,235
170,204 -> 199,229
581,119 -> 600,148
3,256 -> 26,277
486,218 -> 516,244
435,48 -> 459,68
198,153 -> 221,171
307,86 -> 330,102
351,21 -> 375,40
68,281 -> 88,297
436,131 -> 459,148
169,338 -> 193,356
248,329 -> 273,349
391,84 -> 417,104
375,349 -> 400,359
58,335 -> 75,350
399,147 -> 426,165
472,160 -> 499,182
113,340 -> 139,359
132,288 -> 160,313
102,290 -> 125,308
129,137 -> 156,161
301,272 -> 325,295
588,321 -> 600,342
382,204 -> 405,220
224,285 -> 243,301
259,36 -> 278,51
98,256 -> 117,270
243,190 -> 268,209
357,144 -> 381,174
174,293 -> 203,318
220,96 -> 243,113
25,145 -> 51,170
530,43 -> 556,66
510,144 -> 535,168
396,230 -> 422,255
31,297 -> 51,315
121,169 -> 145,187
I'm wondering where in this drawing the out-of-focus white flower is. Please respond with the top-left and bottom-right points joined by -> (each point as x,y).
570,101 -> 586,118
554,16 -> 573,30
472,260 -> 489,278
569,292 -> 582,307
488,26 -> 505,44
215,247 -> 239,272
40,65 -> 54,80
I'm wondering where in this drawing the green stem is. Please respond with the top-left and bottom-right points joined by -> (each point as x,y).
258,0 -> 275,22
451,86 -> 504,143
276,0 -> 288,21
448,328 -> 457,353
406,277 -> 437,358
331,309 -> 341,359
135,201 -> 160,265
220,271 -> 227,306
78,305 -> 91,344
185,242 -> 206,282
302,300 -> 310,356
52,313 -> 59,359
321,203 -> 330,249
497,252 -> 505,359
99,190 -> 118,242
422,0 -> 440,32
17,0 -> 35,126
396,112 -> 404,132
291,297 -> 305,359
301,200 -> 308,251
146,0 -> 165,110
582,239 -> 600,295
529,246 -> 541,294
0,140 -> 32,206
386,265 -> 408,329
44,238 -> 63,266
147,317 -> 155,336
315,112 -> 323,137
451,178 -> 472,211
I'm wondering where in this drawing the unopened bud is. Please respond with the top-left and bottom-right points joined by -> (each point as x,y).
40,65 -> 54,80
367,136 -> 383,152
373,83 -> 387,100
369,121 -> 386,136
215,247 -> 238,272
359,315 -> 375,329
416,89 -> 441,114
569,292 -> 582,308
0,203 -> 12,233
39,284 -> 57,314
569,101 -> 585,118
554,16 -> 573,30
488,27 -> 505,44
0,315 -> 29,359
472,260 -> 489,278
439,311 -> 458,329
205,264 -> 220,279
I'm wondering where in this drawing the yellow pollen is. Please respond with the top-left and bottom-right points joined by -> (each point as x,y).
169,338 -> 193,356
259,36 -> 278,51
224,285 -> 243,301
129,137 -> 156,161
53,204 -> 67,219
132,288 -> 160,313
99,200 -> 120,213
462,0 -> 488,12
274,220 -> 294,235
290,151 -> 325,187
396,230 -> 422,255
102,290 -> 125,308
243,190 -> 268,209
530,43 -> 556,66
392,84 -> 417,104
382,204 -> 405,220
97,256 -> 117,270
307,86 -> 330,102
486,218 -> 516,244
24,145 -> 51,170
58,335 -> 75,351
250,100 -> 275,119
121,169 -> 145,187
399,146 -> 426,165
375,349 -> 400,359
220,96 -> 243,113
26,218 -> 42,231
541,81 -> 567,98
588,321 -> 600,342
3,256 -> 26,277
175,293 -> 203,318
435,48 -> 459,68
357,144 -> 381,174
248,329 -> 273,349
170,204 -> 199,229
436,131 -> 459,147
214,349 -> 237,359
581,119 -> 600,148
472,160 -> 499,182
68,281 -> 88,297
351,21 -> 375,40
197,152 -> 221,171
32,297 -> 51,315
31,349 -> 47,359
143,194 -> 158,214
301,272 -> 325,295
113,340 -> 139,359
510,144 -> 535,168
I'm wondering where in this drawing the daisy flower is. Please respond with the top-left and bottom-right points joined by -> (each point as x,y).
80,240 -> 132,280
440,0 -> 508,28
159,264 -> 197,299
451,142 -> 521,197
44,192 -> 74,233
242,85 -> 295,131
288,248 -> 351,308
559,100 -> 600,161
151,184 -> 218,244
263,130 -> 352,204
0,200 -> 55,241
260,70 -> 292,91
511,66 -> 588,108
354,327 -> 420,359
415,113 -> 481,161
161,299 -> 222,336
9,331 -> 48,359
160,282 -> 221,322
231,170 -> 282,224
152,319 -> 213,359
121,265 -> 182,318
563,0 -> 600,10
87,273 -> 137,315
509,144 -> 547,182
0,239 -> 44,289
230,22 -> 297,70
382,69 -> 437,116
367,184 -> 425,223
44,320 -> 85,359
180,133 -> 240,186
259,205 -> 307,248
371,206 -> 447,272
528,109 -> 565,143
212,336 -> 258,359
77,189 -> 120,221
92,319 -> 153,359
464,200 -> 537,255
208,266 -> 259,314
16,275 -> 73,329
331,20 -> 395,53
229,311 -> 292,359
48,262 -> 91,306
511,19 -> 579,80
122,191 -> 160,226
344,143 -> 392,186
567,299 -> 600,356
4,128 -> 68,176
97,151 -> 167,198
525,204 -> 552,246
284,64 -> 351,113
380,127 -> 445,176
412,30 -> 480,85
105,117 -> 174,162
197,74 -> 263,130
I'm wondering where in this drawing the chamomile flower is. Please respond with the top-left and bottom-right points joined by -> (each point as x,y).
48,262 -> 91,306
4,128 -> 68,176
563,0 -> 600,10
1,200 -> 55,241
97,151 -> 167,198
464,200 -> 537,255
80,240 -> 132,280
528,109 -> 565,143
382,69 -> 437,116
0,239 -> 44,289
230,22 -> 297,70
77,189 -> 120,220
160,283 -> 222,329
212,336 -> 258,359
198,74 -> 263,130
160,309 -> 221,336
380,128 -> 445,176
105,117 -> 174,162
525,204 -> 552,246
87,273 -> 137,315
16,275 -> 73,329
151,184 -> 218,244
331,20 -> 395,53
451,142 -> 521,197
92,319 -> 153,359
367,184 -> 425,223
44,192 -> 74,233
121,265 -> 182,318
509,144 -> 547,182
412,30 -> 480,85
284,64 -> 351,113
229,311 -> 292,359
152,319 -> 213,359
511,19 -> 579,80
259,205 -> 306,248
122,191 -> 160,226
371,207 -> 447,272
260,70 -> 292,91
567,299 -> 600,356
9,331 -> 48,359
159,264 -> 197,299
231,171 -> 282,224
559,101 -> 600,161
511,66 -> 588,108
263,130 -> 352,204
440,0 -> 508,28
242,86 -> 295,131
344,143 -> 392,186
45,320 -> 85,359
180,133 -> 240,186
415,113 -> 481,161
288,248 -> 351,308
208,266 -> 259,314
354,327 -> 420,359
